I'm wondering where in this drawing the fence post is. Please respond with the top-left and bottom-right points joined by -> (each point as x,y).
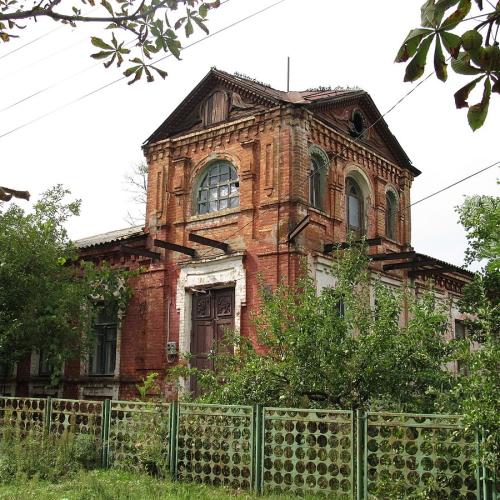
44,396 -> 52,435
254,404 -> 263,495
356,409 -> 366,500
169,400 -> 178,481
101,399 -> 111,469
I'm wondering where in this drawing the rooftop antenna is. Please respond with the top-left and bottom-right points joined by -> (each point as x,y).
287,56 -> 290,92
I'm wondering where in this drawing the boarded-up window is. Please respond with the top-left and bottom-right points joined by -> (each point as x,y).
201,91 -> 230,126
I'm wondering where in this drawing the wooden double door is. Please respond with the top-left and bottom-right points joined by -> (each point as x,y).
190,288 -> 235,396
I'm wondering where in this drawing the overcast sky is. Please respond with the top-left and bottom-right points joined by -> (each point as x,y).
1,0 -> 498,269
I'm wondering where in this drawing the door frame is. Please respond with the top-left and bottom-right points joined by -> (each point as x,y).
176,253 -> 246,358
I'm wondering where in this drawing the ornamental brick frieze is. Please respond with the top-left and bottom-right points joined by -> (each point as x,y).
309,119 -> 408,183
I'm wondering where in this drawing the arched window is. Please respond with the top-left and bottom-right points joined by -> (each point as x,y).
386,191 -> 398,240
346,177 -> 364,237
309,156 -> 322,209
196,161 -> 239,215
308,146 -> 329,211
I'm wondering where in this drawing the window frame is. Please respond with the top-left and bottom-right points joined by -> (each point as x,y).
346,177 -> 365,237
195,161 -> 240,216
385,190 -> 398,241
309,156 -> 322,210
88,304 -> 118,376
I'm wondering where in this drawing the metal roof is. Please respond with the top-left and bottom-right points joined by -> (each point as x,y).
75,225 -> 144,249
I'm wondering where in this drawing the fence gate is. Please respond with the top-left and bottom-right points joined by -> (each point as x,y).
261,407 -> 354,498
364,412 -> 480,499
175,403 -> 254,489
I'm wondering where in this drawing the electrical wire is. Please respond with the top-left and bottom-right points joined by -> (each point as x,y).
408,160 -> 499,209
0,0 -> 285,139
0,6 -> 99,62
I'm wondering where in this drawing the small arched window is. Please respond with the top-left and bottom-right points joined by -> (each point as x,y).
386,191 -> 398,240
346,178 -> 364,237
197,161 -> 239,215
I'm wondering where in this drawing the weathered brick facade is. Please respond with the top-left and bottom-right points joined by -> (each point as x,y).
2,69 -> 472,400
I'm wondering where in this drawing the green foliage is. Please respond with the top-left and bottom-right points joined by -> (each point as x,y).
171,246 -> 457,413
397,0 -> 500,129
451,195 -> 500,471
0,185 -> 136,375
0,469 -> 322,500
136,371 -> 161,401
0,426 -> 99,483
0,1 -> 221,84
458,194 -> 500,272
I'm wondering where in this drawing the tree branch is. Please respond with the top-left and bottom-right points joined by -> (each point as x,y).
0,0 -> 172,24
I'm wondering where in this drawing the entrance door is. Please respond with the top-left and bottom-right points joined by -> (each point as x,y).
190,288 -> 235,396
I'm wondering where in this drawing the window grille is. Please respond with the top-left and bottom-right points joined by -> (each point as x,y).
197,162 -> 239,215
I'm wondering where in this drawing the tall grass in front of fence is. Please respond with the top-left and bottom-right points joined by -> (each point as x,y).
0,425 -> 99,483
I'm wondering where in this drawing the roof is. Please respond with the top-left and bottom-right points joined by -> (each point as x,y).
413,252 -> 474,278
144,68 -> 419,176
75,225 -> 144,249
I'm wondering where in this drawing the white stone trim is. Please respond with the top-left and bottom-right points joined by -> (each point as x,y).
176,253 -> 246,355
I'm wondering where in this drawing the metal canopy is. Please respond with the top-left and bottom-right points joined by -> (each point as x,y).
324,237 -> 382,254
154,239 -> 196,257
120,246 -> 161,260
188,233 -> 229,253
287,215 -> 310,243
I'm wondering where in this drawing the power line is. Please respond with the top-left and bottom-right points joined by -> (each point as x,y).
408,160 -> 499,208
0,0 -> 286,139
0,6 -> 99,62
0,26 -> 63,61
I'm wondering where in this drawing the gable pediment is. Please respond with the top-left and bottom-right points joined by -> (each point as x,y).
145,69 -> 280,144
309,94 -> 419,176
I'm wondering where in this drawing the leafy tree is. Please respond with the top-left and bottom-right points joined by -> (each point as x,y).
123,161 -> 148,226
171,246 -> 459,412
452,195 -> 499,470
396,0 -> 500,130
0,185 -> 135,375
0,1 -> 221,83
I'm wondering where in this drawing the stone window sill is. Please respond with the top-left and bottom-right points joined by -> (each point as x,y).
188,207 -> 240,223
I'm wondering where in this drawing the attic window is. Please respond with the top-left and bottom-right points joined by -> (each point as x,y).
351,110 -> 365,138
201,91 -> 230,127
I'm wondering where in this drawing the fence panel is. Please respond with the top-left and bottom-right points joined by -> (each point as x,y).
365,412 -> 480,499
175,403 -> 254,490
261,407 -> 354,498
107,400 -> 171,475
0,397 -> 46,435
49,398 -> 103,440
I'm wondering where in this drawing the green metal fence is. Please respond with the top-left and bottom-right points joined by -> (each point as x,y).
0,396 -> 46,435
106,400 -> 171,474
363,412 -> 480,499
0,396 -> 498,499
175,403 -> 254,490
261,407 -> 354,497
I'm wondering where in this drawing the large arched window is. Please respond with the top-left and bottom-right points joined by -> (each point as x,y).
346,177 -> 365,237
385,190 -> 398,240
196,161 -> 239,215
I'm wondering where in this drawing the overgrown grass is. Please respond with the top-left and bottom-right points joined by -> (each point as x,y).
0,469 -> 324,499
0,426 -> 99,483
